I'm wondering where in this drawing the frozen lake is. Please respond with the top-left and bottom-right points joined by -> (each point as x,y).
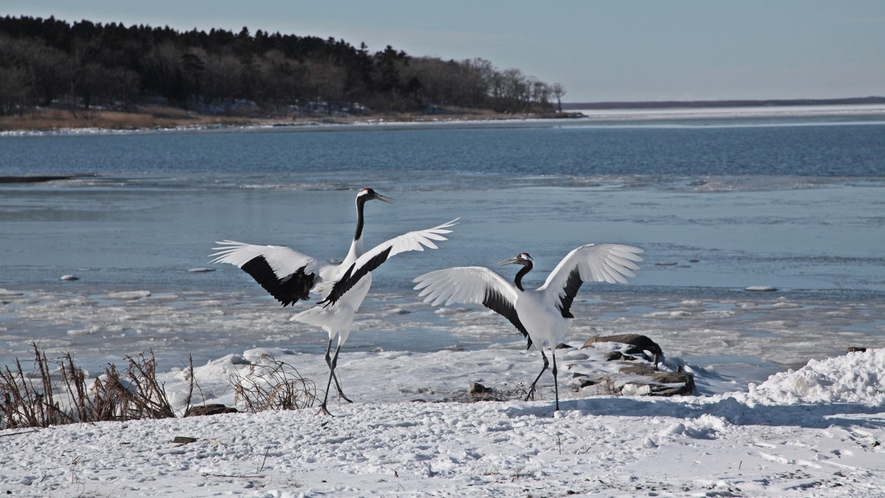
1,110 -> 884,391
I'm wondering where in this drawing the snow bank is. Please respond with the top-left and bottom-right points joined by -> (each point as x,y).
2,348 -> 884,496
741,348 -> 885,406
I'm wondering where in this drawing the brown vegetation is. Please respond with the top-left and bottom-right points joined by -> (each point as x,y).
0,105 -> 577,133
229,353 -> 318,412
0,106 -> 283,132
0,344 -> 186,429
0,345 -> 323,429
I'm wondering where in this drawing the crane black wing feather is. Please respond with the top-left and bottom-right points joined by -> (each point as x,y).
318,247 -> 391,308
240,255 -> 315,307
210,241 -> 324,307
482,287 -> 532,349
414,266 -> 531,347
317,218 -> 458,308
540,244 -> 644,315
556,267 -> 582,318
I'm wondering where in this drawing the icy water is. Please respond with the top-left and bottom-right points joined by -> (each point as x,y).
1,109 -> 884,392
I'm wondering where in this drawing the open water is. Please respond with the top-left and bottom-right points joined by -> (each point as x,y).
1,107 -> 884,392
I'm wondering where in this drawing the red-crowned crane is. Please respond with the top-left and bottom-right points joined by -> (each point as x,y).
212,188 -> 457,415
413,244 -> 643,412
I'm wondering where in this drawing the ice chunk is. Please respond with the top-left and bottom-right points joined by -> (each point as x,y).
745,286 -> 777,292
188,268 -> 216,273
107,290 -> 151,300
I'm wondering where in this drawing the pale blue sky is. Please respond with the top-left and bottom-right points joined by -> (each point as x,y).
5,0 -> 884,102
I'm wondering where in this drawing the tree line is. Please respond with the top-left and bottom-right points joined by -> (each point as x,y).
0,16 -> 566,116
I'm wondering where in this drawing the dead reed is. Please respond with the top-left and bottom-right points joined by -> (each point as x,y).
230,353 -> 318,412
0,343 -> 192,429
2,345 -> 325,429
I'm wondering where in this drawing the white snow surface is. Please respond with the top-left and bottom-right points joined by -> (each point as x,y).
2,346 -> 884,497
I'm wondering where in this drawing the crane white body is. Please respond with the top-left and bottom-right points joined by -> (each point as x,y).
211,188 -> 457,414
513,289 -> 569,351
414,243 -> 643,411
293,274 -> 371,347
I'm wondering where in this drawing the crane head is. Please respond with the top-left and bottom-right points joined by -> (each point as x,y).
358,187 -> 393,204
498,252 -> 533,267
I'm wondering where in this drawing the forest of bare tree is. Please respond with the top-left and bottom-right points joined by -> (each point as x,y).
0,16 -> 566,118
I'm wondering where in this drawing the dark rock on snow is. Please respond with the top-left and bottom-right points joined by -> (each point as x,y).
582,334 -> 664,358
184,404 -> 238,417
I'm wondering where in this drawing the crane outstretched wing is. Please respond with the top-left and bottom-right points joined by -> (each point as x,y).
210,241 -> 327,306
318,218 -> 459,307
413,266 -> 531,345
538,244 -> 643,318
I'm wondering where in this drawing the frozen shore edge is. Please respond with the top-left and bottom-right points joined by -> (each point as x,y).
3,103 -> 885,138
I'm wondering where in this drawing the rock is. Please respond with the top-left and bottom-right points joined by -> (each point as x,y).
847,347 -> 867,353
650,371 -> 695,396
651,372 -> 689,383
171,436 -> 198,445
619,364 -> 658,376
605,351 -> 624,361
184,404 -> 238,417
463,382 -> 516,403
584,334 -> 664,358
623,346 -> 648,357
572,334 -> 696,397
619,372 -> 695,397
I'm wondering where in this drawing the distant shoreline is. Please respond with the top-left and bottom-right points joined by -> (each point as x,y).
0,106 -> 581,134
562,96 -> 885,110
3,99 -> 885,136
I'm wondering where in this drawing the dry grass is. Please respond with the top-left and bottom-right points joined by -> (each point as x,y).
1,346 -> 325,429
0,344 -> 195,429
230,354 -> 317,413
229,353 -> 318,412
0,106 -> 291,132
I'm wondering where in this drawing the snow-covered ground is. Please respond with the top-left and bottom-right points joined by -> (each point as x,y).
2,344 -> 883,497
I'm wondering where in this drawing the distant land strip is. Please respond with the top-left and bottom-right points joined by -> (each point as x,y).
0,175 -> 73,183
562,96 -> 885,110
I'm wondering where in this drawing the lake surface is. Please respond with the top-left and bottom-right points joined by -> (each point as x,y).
1,108 -> 884,392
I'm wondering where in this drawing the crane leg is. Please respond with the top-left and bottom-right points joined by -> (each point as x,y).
526,350 -> 550,401
318,339 -> 354,416
318,339 -> 336,415
551,351 -> 560,412
328,344 -> 352,403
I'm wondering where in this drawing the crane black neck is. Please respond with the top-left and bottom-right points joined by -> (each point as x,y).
514,262 -> 533,291
354,195 -> 369,242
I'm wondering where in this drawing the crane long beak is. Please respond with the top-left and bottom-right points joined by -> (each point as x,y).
498,257 -> 520,266
373,193 -> 394,204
